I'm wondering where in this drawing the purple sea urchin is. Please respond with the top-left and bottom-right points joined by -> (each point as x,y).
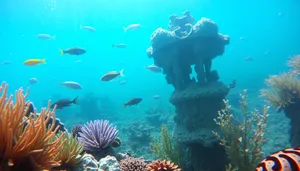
78,120 -> 118,152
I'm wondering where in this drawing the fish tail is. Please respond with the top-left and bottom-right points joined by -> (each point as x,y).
41,59 -> 46,64
73,96 -> 79,104
59,49 -> 65,55
123,104 -> 127,108
119,69 -> 124,77
80,24 -> 83,29
112,44 -> 115,48
52,35 -> 56,40
122,27 -> 127,32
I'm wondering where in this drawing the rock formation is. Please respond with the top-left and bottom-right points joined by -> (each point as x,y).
146,11 -> 230,171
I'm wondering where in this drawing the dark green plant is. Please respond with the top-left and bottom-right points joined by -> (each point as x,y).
150,124 -> 181,165
213,90 -> 269,171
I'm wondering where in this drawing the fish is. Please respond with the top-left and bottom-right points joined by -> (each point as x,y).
59,47 -> 86,56
36,34 -> 55,40
74,60 -> 83,63
100,69 -> 124,81
123,24 -> 141,32
145,64 -> 162,73
152,95 -> 161,100
24,59 -> 46,66
80,25 -> 96,32
60,81 -> 83,90
123,98 -> 142,108
245,56 -> 253,61
119,81 -> 127,85
255,147 -> 300,171
112,43 -> 127,48
0,61 -> 11,65
50,96 -> 79,109
29,78 -> 38,85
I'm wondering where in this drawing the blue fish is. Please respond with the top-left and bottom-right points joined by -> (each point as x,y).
59,47 -> 86,56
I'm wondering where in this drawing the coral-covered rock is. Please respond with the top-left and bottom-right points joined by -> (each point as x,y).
99,156 -> 121,171
120,157 -> 147,171
146,160 -> 181,171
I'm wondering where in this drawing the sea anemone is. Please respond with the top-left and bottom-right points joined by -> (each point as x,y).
120,157 -> 147,171
146,160 -> 181,171
52,132 -> 84,170
0,82 -> 65,171
78,120 -> 118,152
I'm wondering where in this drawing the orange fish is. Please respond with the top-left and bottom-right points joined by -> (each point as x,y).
23,59 -> 46,66
255,147 -> 300,171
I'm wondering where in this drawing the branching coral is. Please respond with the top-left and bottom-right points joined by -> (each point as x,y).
213,90 -> 269,171
0,82 -> 66,171
51,132 -> 84,170
146,160 -> 181,171
150,124 -> 180,165
260,73 -> 300,110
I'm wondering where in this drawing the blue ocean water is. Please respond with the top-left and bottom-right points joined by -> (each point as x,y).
1,0 -> 300,161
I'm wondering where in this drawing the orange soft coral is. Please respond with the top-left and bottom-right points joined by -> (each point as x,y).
146,160 -> 181,171
0,82 -> 66,171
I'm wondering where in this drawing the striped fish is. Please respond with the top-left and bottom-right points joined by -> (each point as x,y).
255,147 -> 300,171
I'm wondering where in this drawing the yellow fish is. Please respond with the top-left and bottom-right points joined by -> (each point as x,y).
23,59 -> 46,66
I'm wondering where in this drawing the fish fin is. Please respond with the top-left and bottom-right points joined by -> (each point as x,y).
119,69 -> 124,77
73,96 -> 79,104
122,27 -> 127,32
58,49 -> 65,55
41,59 -> 46,64
123,104 -> 127,108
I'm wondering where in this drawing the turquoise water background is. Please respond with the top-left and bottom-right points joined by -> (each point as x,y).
0,0 -> 300,133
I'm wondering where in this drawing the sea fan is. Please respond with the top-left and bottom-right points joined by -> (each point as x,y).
78,120 -> 118,152
120,157 -> 147,171
146,160 -> 181,171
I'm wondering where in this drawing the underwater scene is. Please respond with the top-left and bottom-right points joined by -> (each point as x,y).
1,0 -> 300,171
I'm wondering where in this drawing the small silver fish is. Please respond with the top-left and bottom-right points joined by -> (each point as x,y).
60,81 -> 82,90
80,25 -> 96,32
123,24 -> 141,32
145,64 -> 162,73
36,34 -> 55,40
152,95 -> 161,100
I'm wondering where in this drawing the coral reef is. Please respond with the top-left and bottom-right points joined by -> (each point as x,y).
145,106 -> 169,127
261,55 -> 300,147
0,82 -> 66,171
213,90 -> 269,171
146,160 -> 181,171
72,124 -> 83,139
26,102 -> 67,132
78,120 -> 119,160
150,124 -> 180,165
51,132 -> 84,171
120,157 -> 147,171
146,11 -> 231,171
124,121 -> 154,151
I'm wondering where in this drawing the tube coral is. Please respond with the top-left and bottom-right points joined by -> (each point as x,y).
213,90 -> 269,171
146,160 -> 181,171
0,82 -> 66,171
